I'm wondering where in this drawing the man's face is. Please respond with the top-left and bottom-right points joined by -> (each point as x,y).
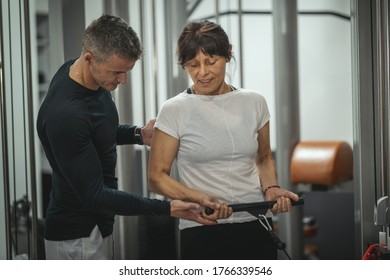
88,54 -> 136,91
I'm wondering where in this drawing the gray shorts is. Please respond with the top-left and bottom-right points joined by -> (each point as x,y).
44,225 -> 114,260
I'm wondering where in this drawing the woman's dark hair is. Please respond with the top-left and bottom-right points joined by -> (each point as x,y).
177,20 -> 232,69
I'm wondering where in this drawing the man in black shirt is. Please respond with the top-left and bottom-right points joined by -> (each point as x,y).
37,14 -> 220,260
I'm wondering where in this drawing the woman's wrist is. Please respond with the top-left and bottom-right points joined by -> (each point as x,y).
263,185 -> 280,195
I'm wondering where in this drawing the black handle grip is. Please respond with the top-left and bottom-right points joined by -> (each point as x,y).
204,198 -> 304,215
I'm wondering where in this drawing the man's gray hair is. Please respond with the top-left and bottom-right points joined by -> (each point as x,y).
82,14 -> 143,63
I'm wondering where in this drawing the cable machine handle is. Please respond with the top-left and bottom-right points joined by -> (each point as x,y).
204,198 -> 304,215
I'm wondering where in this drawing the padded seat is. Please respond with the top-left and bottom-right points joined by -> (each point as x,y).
290,141 -> 353,186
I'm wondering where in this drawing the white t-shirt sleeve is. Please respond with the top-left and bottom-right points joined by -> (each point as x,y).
155,97 -> 181,139
256,93 -> 270,131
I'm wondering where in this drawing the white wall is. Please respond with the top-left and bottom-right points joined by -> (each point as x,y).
298,0 -> 352,144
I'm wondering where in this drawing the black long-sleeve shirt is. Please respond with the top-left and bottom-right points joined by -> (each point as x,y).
37,60 -> 169,241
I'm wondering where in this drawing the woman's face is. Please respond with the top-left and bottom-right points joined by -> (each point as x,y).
185,51 -> 228,95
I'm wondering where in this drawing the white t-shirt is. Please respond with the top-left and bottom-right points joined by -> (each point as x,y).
155,88 -> 271,230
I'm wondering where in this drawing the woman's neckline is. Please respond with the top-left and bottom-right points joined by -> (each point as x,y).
187,85 -> 236,95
